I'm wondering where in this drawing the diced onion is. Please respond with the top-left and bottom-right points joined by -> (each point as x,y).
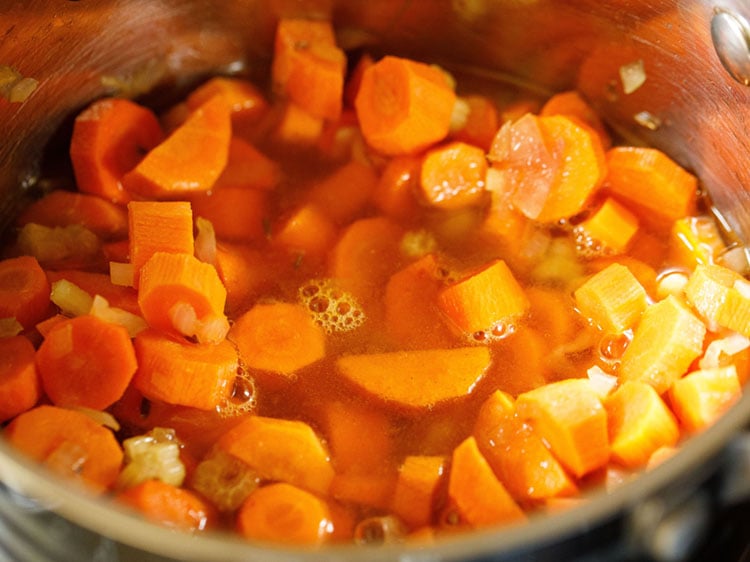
109,262 -> 134,288
587,365 -> 618,398
0,317 -> 23,338
50,279 -> 93,317
89,295 -> 148,338
620,59 -> 646,94
194,217 -> 217,266
699,332 -> 750,370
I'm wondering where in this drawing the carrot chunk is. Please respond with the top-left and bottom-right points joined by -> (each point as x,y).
447,436 -> 525,528
0,255 -> 51,329
516,379 -> 609,477
186,76 -> 269,133
669,366 -> 742,433
47,269 -> 139,315
70,97 -> 164,204
272,203 -> 338,262
419,141 -> 488,210
36,315 -> 137,410
228,302 -> 326,376
190,186 -> 268,242
307,160 -> 378,225
669,216 -> 727,269
5,405 -> 123,492
0,336 -> 41,422
323,400 -> 392,474
574,262 -> 649,334
122,95 -> 231,198
450,94 -> 500,151
217,415 -> 335,495
574,197 -> 639,256
539,90 -> 611,149
212,137 -> 280,192
133,329 -> 238,411
391,455 -> 446,528
371,155 -> 422,222
684,263 -> 750,337
335,347 -> 490,410
355,56 -> 456,155
604,381 -> 679,468
619,295 -> 706,394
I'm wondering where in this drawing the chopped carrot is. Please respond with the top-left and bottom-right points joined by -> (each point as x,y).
574,262 -> 649,334
46,269 -> 140,315
450,94 -> 500,151
316,109 -> 363,161
35,313 -> 66,338
186,76 -> 269,135
539,90 -> 611,149
217,415 -> 335,495
322,400 -> 392,474
307,160 -> 378,224
5,405 -> 123,492
587,255 -> 659,299
384,254 -> 457,350
270,101 -> 325,146
0,256 -> 51,329
272,18 -> 346,121
604,147 -> 697,222
272,203 -> 339,262
684,263 -> 750,337
212,137 -> 280,192
371,155 -> 422,222
669,365 -> 742,433
484,328 -> 549,395
447,436 -> 525,528
214,243 -> 277,316
391,455 -> 446,528
575,197 -> 639,256
127,201 -> 194,284
335,347 -> 490,410
355,55 -> 456,155
133,329 -> 238,411
526,285 -> 580,345
329,471 -> 396,512
228,301 -> 326,375
190,186 -> 268,242
137,252 -> 228,344
437,259 -> 529,338
36,315 -> 137,410
117,479 -> 216,532
70,97 -> 164,204
473,390 -> 577,501
619,295 -> 706,394
122,95 -> 231,198
0,336 -> 41,422
419,141 -> 488,210
669,215 -> 727,269
604,381 -> 679,468
236,483 -> 334,545
516,379 -> 609,477
16,190 -> 128,240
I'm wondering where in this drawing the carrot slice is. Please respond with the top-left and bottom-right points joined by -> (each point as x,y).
539,90 -> 611,149
212,137 -> 280,191
419,141 -> 488,210
190,186 -> 268,242
36,315 -> 137,410
322,400 -> 392,474
272,203 -> 339,262
228,302 -> 326,376
355,56 -> 456,155
619,295 -> 706,394
117,479 -> 216,532
16,190 -> 128,240
137,252 -> 228,344
307,160 -> 378,225
391,455 -> 446,528
133,329 -> 238,411
270,101 -> 325,146
371,155 -> 422,222
669,366 -> 742,433
5,405 -> 123,492
0,336 -> 41,422
70,97 -> 164,204
335,347 -> 490,410
46,269 -> 140,315
122,95 -> 231,198
186,76 -> 269,134
450,94 -> 500,151
236,483 -> 333,545
217,415 -> 335,495
605,381 -> 679,468
214,243 -> 277,316
574,197 -> 639,256
516,379 -> 609,477
0,255 -> 51,329
447,436 -> 525,528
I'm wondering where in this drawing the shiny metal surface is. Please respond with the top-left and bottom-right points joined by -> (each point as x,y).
1,1 -> 750,560
712,9 -> 750,86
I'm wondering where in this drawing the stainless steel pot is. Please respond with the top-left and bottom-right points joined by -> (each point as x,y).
1,1 -> 750,560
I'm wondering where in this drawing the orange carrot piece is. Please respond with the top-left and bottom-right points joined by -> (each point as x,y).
484,327 -> 549,396
437,259 -> 529,338
5,405 -> 123,492
214,243 -> 277,316
391,455 -> 446,528
270,101 -> 325,146
122,95 -> 231,198
587,255 -> 659,300
186,76 -> 269,134
329,471 -> 397,512
450,94 -> 500,151
133,329 -> 238,411
604,147 -> 697,222
335,347 -> 490,410
117,479 -> 216,532
540,90 -> 611,149
669,365 -> 742,433
384,254 -> 457,350
16,190 -> 128,240
212,137 -> 280,192
669,215 -> 727,269
355,56 -> 456,155
272,203 -> 338,261
228,301 -> 326,375
575,197 -> 639,256
322,400 -> 392,474
447,436 -> 525,528
371,155 -> 422,222
272,18 -> 346,121
217,415 -> 335,495
619,295 -> 706,394
236,483 -> 334,545
36,315 -> 137,410
516,379 -> 609,477
684,263 -> 750,337
190,186 -> 268,242
419,141 -> 488,210
46,269 -> 140,315
605,381 -> 679,468
0,256 -> 51,329
574,262 -> 649,334
70,97 -> 164,204
307,160 -> 378,225
473,390 -> 577,501
0,336 -> 41,422
35,313 -> 66,338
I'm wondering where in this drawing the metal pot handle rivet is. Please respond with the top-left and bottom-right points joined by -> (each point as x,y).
711,8 -> 750,86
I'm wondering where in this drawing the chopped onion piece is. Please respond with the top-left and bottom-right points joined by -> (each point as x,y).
90,295 -> 147,338
118,428 -> 186,489
587,365 -> 618,398
195,217 -> 217,266
699,332 -> 750,370
733,278 -> 750,299
109,262 -> 134,287
620,59 -> 646,94
74,406 -> 121,432
656,271 -> 689,300
169,301 -> 198,337
449,97 -> 471,133
50,279 -> 93,317
0,317 -> 23,338
718,246 -> 750,275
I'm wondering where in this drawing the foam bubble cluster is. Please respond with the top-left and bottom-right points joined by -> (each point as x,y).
573,226 -> 613,259
298,278 -> 365,333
